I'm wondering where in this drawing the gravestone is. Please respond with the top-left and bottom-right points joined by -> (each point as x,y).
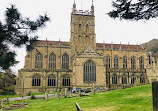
45,91 -> 48,100
78,90 -> 81,97
61,89 -> 63,97
7,96 -> 9,103
91,86 -> 95,95
69,90 -> 72,97
57,89 -> 60,100
152,81 -> 158,111
65,88 -> 67,98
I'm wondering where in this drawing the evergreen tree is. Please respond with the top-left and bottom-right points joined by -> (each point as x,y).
0,5 -> 50,70
108,0 -> 158,20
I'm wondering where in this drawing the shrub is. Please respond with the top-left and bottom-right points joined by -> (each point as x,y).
31,95 -> 36,99
27,91 -> 31,96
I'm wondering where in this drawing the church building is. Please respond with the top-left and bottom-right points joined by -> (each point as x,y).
16,1 -> 149,93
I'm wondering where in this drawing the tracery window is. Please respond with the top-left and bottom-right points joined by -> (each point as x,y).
83,60 -> 96,83
49,53 -> 56,69
32,74 -> 41,86
62,53 -> 69,70
62,75 -> 70,86
114,56 -> 119,69
35,52 -> 43,69
112,74 -> 117,84
131,75 -> 136,84
123,56 -> 127,69
106,72 -> 110,84
139,56 -> 144,69
48,74 -> 56,86
140,75 -> 145,83
131,56 -> 136,69
106,55 -> 110,69
122,74 -> 127,84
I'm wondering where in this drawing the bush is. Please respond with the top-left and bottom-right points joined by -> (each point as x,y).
27,91 -> 31,96
31,95 -> 36,99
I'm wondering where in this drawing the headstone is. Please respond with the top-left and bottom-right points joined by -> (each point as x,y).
45,91 -> 48,100
61,89 -> 63,97
54,92 -> 55,96
78,90 -> 81,97
152,81 -> 158,111
7,96 -> 9,103
69,91 -> 72,97
57,89 -> 60,100
91,86 -> 95,95
65,88 -> 67,98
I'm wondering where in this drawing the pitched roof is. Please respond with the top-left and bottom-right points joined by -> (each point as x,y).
36,40 -> 144,50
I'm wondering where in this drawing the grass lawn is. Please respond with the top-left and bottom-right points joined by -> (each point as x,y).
9,84 -> 152,111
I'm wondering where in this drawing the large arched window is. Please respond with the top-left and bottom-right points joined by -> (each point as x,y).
131,74 -> 136,84
123,56 -> 127,69
112,74 -> 117,84
106,55 -> 110,69
122,74 -> 127,84
32,74 -> 41,86
139,56 -> 144,69
140,75 -> 145,84
62,53 -> 69,70
62,75 -> 70,86
114,56 -> 119,69
84,60 -> 96,83
131,56 -> 136,69
35,52 -> 43,69
106,72 -> 110,84
48,74 -> 56,86
49,53 -> 56,69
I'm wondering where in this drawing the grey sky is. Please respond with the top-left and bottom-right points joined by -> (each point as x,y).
0,0 -> 157,75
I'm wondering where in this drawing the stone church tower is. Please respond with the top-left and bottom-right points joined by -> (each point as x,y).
70,1 -> 96,54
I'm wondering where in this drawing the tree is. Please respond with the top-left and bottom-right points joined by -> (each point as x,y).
108,0 -> 158,20
0,5 -> 50,70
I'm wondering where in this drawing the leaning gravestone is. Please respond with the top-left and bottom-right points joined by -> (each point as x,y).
65,88 -> 67,98
57,89 -> 60,100
78,90 -> 81,97
61,89 -> 63,97
91,86 -> 95,95
45,91 -> 48,100
152,81 -> 158,111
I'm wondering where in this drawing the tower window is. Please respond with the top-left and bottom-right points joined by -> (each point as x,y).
84,60 -> 96,83
79,24 -> 82,37
86,24 -> 89,37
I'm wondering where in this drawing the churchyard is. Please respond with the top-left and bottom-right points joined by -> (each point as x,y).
0,85 -> 152,111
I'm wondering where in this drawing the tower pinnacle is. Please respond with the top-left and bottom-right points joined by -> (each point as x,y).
91,0 -> 94,15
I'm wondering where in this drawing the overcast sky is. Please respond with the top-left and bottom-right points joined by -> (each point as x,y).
0,0 -> 158,75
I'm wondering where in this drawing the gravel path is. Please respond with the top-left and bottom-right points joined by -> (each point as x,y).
0,94 -> 55,101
